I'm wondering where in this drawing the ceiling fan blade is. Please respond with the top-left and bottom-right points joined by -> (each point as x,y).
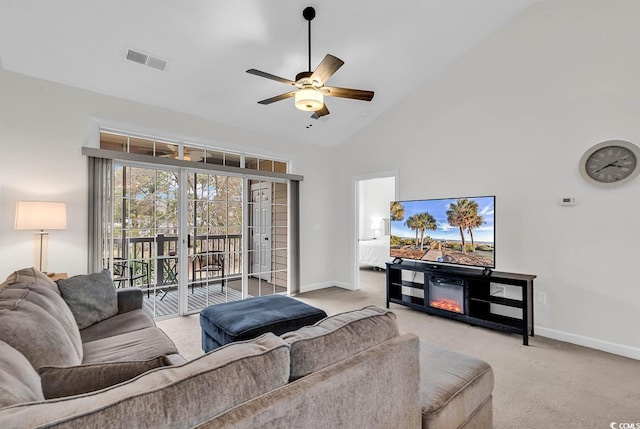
246,69 -> 296,86
322,86 -> 374,101
310,54 -> 344,85
257,91 -> 297,105
311,104 -> 330,119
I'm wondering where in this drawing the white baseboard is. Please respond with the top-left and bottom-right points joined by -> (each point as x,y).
333,281 -> 352,290
535,326 -> 640,360
297,281 -> 352,294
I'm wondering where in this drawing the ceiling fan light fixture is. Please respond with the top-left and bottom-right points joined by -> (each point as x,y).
295,86 -> 324,111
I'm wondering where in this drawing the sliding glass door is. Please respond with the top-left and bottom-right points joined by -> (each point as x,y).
105,164 -> 290,318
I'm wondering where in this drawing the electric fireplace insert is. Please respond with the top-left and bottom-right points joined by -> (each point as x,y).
429,277 -> 465,314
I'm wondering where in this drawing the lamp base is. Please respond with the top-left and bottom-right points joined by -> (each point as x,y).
34,232 -> 49,273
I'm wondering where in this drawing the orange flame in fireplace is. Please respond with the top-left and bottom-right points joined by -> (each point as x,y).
430,299 -> 463,313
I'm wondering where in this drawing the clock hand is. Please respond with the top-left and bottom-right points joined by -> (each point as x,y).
593,156 -> 628,173
593,162 -> 618,173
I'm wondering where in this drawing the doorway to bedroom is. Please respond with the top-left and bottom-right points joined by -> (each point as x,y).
354,173 -> 397,290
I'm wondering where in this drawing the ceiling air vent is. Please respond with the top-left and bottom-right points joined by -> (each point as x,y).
146,56 -> 167,71
125,48 -> 167,71
126,49 -> 148,65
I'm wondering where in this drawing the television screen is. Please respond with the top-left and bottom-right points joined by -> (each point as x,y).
390,196 -> 495,268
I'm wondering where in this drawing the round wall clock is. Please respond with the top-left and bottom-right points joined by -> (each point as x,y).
579,140 -> 640,186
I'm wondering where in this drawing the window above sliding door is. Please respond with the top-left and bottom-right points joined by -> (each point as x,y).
99,131 -> 289,173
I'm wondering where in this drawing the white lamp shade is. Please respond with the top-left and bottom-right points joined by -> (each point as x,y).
15,201 -> 67,230
295,87 -> 324,111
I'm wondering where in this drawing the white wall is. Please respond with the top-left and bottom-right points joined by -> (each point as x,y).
330,0 -> 640,358
0,65 -> 335,291
358,177 -> 395,239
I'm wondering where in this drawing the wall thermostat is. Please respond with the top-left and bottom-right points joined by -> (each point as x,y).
559,197 -> 576,206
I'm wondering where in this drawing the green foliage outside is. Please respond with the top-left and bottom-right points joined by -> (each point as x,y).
113,165 -> 243,262
114,166 -> 242,236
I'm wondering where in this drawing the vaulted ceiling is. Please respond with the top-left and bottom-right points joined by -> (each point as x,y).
0,0 -> 539,147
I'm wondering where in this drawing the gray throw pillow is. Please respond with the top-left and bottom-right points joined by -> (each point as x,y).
0,340 -> 44,408
38,356 -> 169,399
0,268 -> 84,369
56,270 -> 118,329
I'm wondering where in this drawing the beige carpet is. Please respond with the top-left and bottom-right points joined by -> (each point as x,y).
158,268 -> 640,429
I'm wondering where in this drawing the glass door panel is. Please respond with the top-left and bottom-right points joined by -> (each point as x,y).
248,180 -> 288,297
110,164 -> 180,318
187,173 -> 244,312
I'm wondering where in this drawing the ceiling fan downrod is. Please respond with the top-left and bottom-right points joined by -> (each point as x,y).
303,6 -> 315,73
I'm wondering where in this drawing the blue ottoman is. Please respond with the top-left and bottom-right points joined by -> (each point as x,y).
199,295 -> 327,352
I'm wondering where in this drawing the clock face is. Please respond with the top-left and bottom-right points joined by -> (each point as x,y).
580,141 -> 640,185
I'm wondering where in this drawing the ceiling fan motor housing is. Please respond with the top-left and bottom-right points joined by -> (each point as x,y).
295,71 -> 320,87
295,71 -> 313,81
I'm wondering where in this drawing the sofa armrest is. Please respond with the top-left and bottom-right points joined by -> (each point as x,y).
116,288 -> 143,313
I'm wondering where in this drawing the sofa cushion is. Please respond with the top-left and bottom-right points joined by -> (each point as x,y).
0,340 -> 44,409
0,268 -> 83,369
82,327 -> 180,364
57,270 -> 118,329
38,356 -> 169,399
80,309 -> 155,343
281,305 -> 399,380
0,333 -> 290,428
420,341 -> 494,429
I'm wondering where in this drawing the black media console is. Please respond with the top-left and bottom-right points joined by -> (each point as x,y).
385,261 -> 536,345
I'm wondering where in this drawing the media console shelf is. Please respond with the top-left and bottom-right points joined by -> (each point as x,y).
386,261 -> 536,345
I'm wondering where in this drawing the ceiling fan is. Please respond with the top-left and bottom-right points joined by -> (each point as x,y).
246,6 -> 374,119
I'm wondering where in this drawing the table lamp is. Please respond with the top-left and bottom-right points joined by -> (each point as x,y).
15,201 -> 67,273
371,217 -> 381,239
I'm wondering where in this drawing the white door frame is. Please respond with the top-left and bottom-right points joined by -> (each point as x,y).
351,170 -> 399,290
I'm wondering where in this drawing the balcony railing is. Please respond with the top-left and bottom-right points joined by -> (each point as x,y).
110,234 -> 242,288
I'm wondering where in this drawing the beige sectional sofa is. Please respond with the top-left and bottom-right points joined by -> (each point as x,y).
0,268 -> 494,428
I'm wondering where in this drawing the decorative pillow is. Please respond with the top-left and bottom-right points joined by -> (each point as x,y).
281,305 -> 399,380
0,268 -> 83,369
57,270 -> 118,329
38,356 -> 169,399
0,340 -> 44,408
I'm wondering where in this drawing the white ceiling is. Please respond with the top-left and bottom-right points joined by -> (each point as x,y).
0,0 -> 538,147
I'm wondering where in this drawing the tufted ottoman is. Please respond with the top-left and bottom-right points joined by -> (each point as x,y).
199,295 -> 327,352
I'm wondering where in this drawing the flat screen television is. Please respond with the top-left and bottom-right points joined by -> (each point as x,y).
390,195 -> 495,269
